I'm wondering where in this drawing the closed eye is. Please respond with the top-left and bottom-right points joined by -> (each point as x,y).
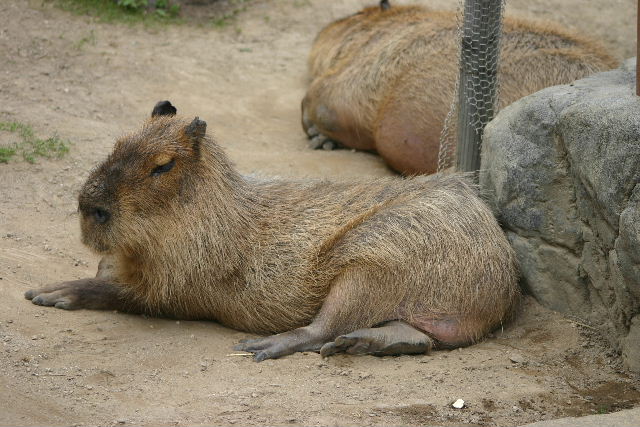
151,159 -> 175,176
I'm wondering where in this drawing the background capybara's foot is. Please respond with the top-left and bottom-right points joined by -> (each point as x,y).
319,320 -> 433,357
24,278 -> 129,311
306,126 -> 339,150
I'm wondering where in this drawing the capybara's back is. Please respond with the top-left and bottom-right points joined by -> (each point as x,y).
302,4 -> 618,175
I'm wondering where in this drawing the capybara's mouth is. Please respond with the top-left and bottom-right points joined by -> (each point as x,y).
80,231 -> 113,255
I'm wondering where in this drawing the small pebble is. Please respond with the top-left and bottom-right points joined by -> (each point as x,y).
452,399 -> 465,409
509,353 -> 525,364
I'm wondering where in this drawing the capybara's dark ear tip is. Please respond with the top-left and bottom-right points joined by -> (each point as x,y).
151,100 -> 177,117
380,0 -> 391,11
185,116 -> 207,139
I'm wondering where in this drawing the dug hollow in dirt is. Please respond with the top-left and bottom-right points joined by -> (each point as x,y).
26,101 -> 520,361
301,1 -> 618,174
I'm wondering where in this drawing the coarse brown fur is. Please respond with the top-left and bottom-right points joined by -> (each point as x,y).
26,110 -> 520,361
301,4 -> 619,175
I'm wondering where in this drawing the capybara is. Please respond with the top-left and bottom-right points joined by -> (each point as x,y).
25,101 -> 519,361
301,1 -> 618,175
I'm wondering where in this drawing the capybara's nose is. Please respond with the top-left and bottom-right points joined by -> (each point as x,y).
93,208 -> 110,225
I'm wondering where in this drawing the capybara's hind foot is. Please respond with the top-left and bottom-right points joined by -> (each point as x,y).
235,326 -> 327,362
319,320 -> 433,357
306,128 -> 339,151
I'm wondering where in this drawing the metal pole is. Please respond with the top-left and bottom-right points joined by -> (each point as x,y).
456,0 -> 503,174
637,0 -> 639,96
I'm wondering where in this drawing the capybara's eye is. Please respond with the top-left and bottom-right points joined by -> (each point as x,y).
151,159 -> 175,177
93,208 -> 110,225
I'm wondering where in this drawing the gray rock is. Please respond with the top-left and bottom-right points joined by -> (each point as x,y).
481,58 -> 640,371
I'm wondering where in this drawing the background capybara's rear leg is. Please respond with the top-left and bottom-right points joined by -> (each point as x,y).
319,320 -> 433,357
236,267 -> 406,361
301,86 -> 375,151
373,98 -> 443,175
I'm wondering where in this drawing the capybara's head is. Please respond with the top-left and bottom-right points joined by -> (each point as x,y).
78,101 -> 208,254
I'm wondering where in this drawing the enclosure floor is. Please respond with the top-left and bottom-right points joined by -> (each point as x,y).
0,0 -> 638,425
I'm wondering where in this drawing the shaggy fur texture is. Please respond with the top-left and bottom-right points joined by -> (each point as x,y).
28,115 -> 519,359
301,4 -> 618,174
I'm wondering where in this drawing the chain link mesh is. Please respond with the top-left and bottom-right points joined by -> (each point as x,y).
437,0 -> 506,173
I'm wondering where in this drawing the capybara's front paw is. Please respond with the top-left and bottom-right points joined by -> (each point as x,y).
24,278 -> 123,311
25,281 -> 87,310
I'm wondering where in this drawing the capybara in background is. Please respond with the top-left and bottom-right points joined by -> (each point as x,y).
26,101 -> 519,362
301,2 -> 618,175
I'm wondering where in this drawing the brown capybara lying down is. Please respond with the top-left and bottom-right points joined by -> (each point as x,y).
26,102 -> 519,362
301,1 -> 618,175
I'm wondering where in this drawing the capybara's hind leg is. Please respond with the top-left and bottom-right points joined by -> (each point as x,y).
301,88 -> 375,151
301,95 -> 342,150
374,101 -> 442,175
319,320 -> 433,357
236,267 -> 403,362
234,325 -> 328,362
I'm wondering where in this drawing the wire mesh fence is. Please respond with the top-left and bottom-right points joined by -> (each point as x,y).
437,0 -> 506,173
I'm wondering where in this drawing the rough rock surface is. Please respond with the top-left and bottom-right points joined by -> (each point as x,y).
481,58 -> 640,371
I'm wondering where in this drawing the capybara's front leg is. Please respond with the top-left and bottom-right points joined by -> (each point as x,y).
25,255 -> 138,312
24,278 -> 137,312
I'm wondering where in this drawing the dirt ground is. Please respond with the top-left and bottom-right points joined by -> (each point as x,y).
1,0 -> 638,425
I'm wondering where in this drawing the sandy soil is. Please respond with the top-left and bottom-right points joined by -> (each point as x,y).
0,0 -> 638,425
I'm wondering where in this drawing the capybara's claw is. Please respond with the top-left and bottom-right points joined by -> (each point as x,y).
308,134 -> 328,149
254,350 -> 273,363
29,291 -> 75,310
234,341 -> 280,362
24,279 -> 128,312
234,337 -> 270,352
319,341 -> 340,357
306,125 -> 320,138
320,335 -> 370,357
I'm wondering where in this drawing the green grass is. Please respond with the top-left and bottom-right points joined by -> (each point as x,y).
210,0 -> 251,29
0,121 -> 70,164
73,29 -> 97,50
51,0 -> 181,25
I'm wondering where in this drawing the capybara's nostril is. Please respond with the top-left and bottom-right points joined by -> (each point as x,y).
93,208 -> 110,224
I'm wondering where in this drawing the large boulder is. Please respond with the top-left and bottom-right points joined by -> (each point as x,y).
480,58 -> 640,371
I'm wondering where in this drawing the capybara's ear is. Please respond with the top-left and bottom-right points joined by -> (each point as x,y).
151,100 -> 177,118
380,0 -> 391,11
184,117 -> 207,149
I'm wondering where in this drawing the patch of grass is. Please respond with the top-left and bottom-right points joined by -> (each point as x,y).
210,0 -> 250,29
0,121 -> 70,164
0,146 -> 17,164
73,29 -> 97,50
50,0 -> 181,25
